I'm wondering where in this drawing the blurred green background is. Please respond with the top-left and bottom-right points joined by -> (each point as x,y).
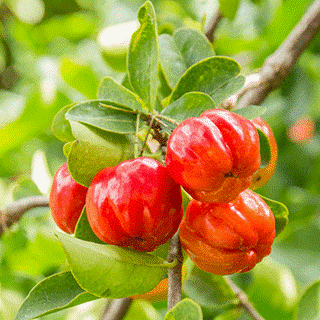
0,0 -> 320,319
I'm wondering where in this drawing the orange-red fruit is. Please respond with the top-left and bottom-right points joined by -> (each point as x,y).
179,189 -> 275,275
49,162 -> 88,234
288,115 -> 315,145
250,117 -> 278,189
86,157 -> 183,252
166,108 -> 260,203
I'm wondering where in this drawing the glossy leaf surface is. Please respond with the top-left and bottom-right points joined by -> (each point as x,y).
14,271 -> 98,320
57,232 -> 173,298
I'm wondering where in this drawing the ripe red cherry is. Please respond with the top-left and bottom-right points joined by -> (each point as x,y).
166,108 -> 260,203
179,189 -> 275,275
50,162 -> 88,234
86,157 -> 183,252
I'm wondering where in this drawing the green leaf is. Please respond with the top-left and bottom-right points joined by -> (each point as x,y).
14,271 -> 98,320
183,259 -> 235,309
159,34 -> 187,89
233,105 -> 267,120
97,77 -> 146,112
122,73 -> 135,92
169,57 -> 241,104
65,100 -> 137,134
67,121 -> 134,187
57,232 -> 173,298
74,207 -> 105,244
173,28 -> 215,68
51,104 -> 76,142
161,92 -> 215,122
259,195 -> 289,237
164,298 -> 203,320
159,29 -> 215,90
63,142 -> 73,158
257,128 -> 272,168
297,280 -> 320,320
219,0 -> 241,20
211,76 -> 245,105
128,1 -> 159,111
60,58 -> 100,99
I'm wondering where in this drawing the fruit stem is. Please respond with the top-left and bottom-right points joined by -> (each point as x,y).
155,114 -> 180,126
139,115 -> 155,157
134,112 -> 141,158
167,232 -> 183,310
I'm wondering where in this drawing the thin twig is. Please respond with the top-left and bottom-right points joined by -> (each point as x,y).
139,115 -> 155,157
225,277 -> 265,320
0,196 -> 49,236
167,232 -> 183,310
236,0 -> 320,109
205,10 -> 223,43
101,298 -> 132,320
134,112 -> 141,158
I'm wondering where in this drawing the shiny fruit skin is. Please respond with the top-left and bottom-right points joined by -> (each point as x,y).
166,109 -> 260,203
250,117 -> 278,189
179,189 -> 275,275
50,162 -> 88,234
86,157 -> 183,252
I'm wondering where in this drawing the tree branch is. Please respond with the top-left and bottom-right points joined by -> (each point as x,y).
236,0 -> 320,109
167,231 -> 183,310
101,298 -> 132,320
225,277 -> 265,320
0,196 -> 49,236
205,10 -> 223,43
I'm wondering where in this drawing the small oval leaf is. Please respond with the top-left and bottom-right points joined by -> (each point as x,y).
161,92 -> 215,122
57,232 -> 174,298
164,298 -> 203,320
67,122 -> 134,187
173,28 -> 215,68
14,271 -> 98,320
159,33 -> 187,89
65,100 -> 137,134
182,259 -> 236,309
259,195 -> 289,237
97,77 -> 146,112
128,1 -> 159,111
169,57 -> 241,104
211,76 -> 245,105
51,104 -> 76,142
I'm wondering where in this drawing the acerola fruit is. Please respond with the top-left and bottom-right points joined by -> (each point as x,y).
179,189 -> 275,275
49,162 -> 88,234
287,115 -> 315,145
250,117 -> 278,189
166,108 -> 260,203
86,157 -> 183,252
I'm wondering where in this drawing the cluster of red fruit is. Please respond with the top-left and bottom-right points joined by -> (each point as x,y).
50,109 -> 277,276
